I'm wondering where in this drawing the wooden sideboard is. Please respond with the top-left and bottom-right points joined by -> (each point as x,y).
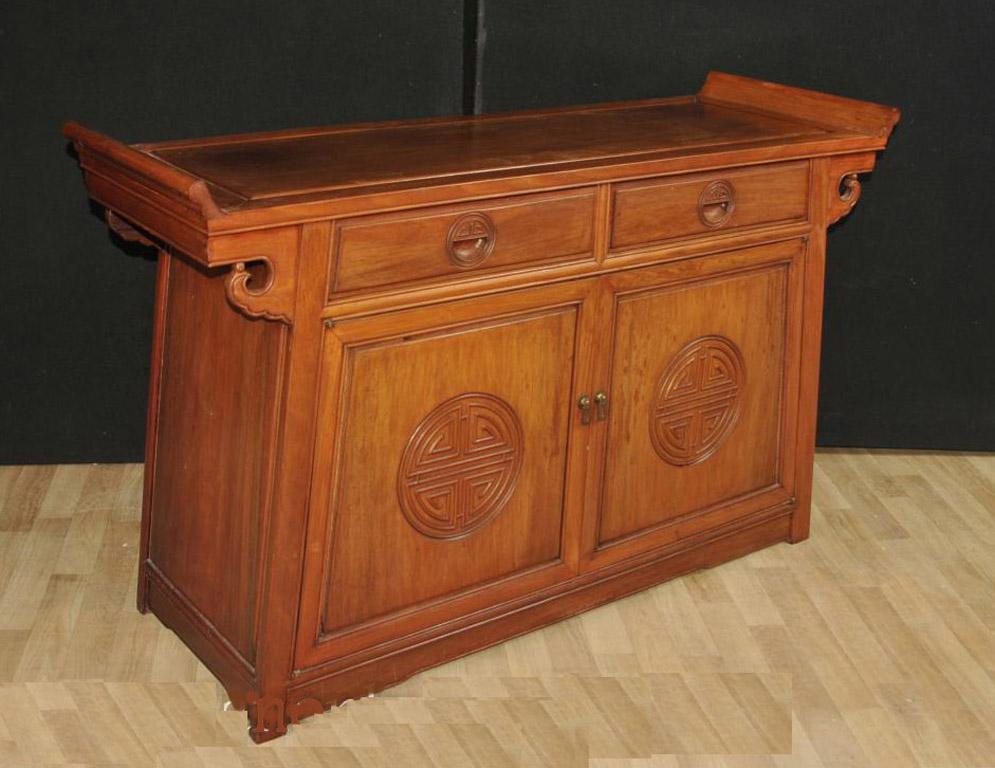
65,72 -> 899,742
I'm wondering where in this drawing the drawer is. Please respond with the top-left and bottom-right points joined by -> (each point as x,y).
331,189 -> 596,295
610,161 -> 809,252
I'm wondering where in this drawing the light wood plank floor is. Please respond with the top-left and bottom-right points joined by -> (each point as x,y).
0,450 -> 992,767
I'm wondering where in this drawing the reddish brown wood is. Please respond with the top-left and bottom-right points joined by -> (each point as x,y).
321,308 -> 571,631
295,279 -> 595,668
63,72 -> 899,242
131,101 -> 824,203
137,249 -> 170,613
601,245 -> 797,531
63,121 -> 230,218
64,72 -> 898,742
332,189 -> 595,295
610,161 -> 808,251
149,254 -> 288,666
699,71 -> 901,137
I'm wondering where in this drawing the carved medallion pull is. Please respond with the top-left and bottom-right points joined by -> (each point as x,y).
446,212 -> 496,268
698,180 -> 736,228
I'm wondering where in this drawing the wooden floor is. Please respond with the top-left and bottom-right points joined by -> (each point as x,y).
0,450 -> 992,767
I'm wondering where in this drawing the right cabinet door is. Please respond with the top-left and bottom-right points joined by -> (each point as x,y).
583,239 -> 805,569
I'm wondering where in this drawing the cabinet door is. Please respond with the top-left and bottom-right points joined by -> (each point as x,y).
296,279 -> 598,669
582,239 -> 804,569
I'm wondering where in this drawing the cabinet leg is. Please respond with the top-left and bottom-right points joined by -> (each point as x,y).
136,561 -> 150,613
246,694 -> 289,743
788,504 -> 811,543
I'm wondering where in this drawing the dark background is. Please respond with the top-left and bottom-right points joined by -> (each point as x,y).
2,1 -> 993,464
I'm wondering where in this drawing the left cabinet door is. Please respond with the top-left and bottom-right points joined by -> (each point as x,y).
295,279 -> 600,670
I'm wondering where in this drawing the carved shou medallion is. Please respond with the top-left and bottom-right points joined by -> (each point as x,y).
398,393 -> 523,539
697,179 -> 736,228
446,212 -> 496,268
650,335 -> 746,466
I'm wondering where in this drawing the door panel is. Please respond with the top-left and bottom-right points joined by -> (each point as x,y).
325,309 -> 573,630
587,239 -> 803,565
297,280 -> 597,668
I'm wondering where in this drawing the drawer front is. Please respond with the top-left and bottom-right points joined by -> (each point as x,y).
331,189 -> 596,296
610,161 -> 808,252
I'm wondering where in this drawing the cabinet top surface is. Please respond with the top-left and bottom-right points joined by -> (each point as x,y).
65,72 -> 899,229
142,101 -> 826,202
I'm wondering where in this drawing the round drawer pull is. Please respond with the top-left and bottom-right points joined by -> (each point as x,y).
698,180 -> 736,228
447,212 -> 496,268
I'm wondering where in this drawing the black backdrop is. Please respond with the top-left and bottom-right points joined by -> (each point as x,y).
0,1 -> 464,463
1,1 -> 993,464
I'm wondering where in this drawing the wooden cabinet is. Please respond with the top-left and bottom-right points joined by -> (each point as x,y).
65,72 -> 898,742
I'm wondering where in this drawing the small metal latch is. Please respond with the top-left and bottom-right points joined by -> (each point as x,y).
578,394 -> 592,425
594,390 -> 609,421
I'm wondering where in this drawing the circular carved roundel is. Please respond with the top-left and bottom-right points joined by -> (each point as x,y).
650,335 -> 745,466
446,212 -> 496,268
398,393 -> 523,539
698,180 -> 736,228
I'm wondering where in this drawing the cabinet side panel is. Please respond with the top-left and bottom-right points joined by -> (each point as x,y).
148,254 -> 286,667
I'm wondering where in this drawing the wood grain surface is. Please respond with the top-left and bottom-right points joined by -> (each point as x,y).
64,72 -> 899,244
1,450 -> 991,766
